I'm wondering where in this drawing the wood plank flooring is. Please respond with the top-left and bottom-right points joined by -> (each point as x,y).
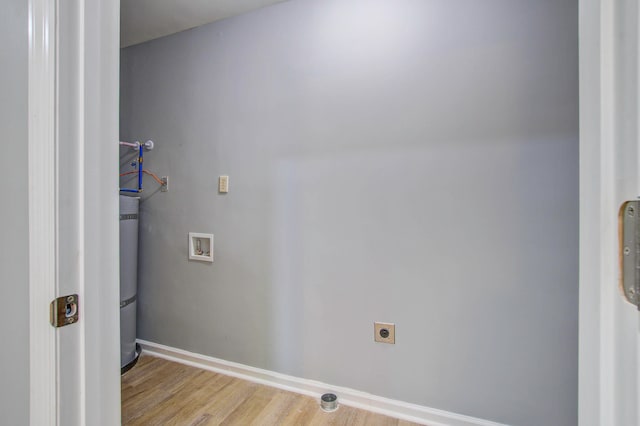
122,355 -> 422,426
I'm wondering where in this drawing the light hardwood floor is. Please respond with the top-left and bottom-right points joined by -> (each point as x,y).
122,355 -> 422,426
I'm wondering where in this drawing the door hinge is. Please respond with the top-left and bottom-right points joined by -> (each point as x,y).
619,201 -> 640,309
50,294 -> 79,327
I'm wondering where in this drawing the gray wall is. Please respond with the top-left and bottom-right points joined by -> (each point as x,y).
0,0 -> 29,424
120,0 -> 578,424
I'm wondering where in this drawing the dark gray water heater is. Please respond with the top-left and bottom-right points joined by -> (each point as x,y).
120,195 -> 140,372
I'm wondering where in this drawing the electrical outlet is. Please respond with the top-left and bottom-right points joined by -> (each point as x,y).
161,176 -> 168,192
374,322 -> 395,344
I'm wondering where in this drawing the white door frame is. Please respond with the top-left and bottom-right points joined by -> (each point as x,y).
28,0 -> 121,424
28,0 -> 57,423
579,0 -> 639,425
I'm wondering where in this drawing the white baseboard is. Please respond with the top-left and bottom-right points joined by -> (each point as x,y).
137,339 -> 506,426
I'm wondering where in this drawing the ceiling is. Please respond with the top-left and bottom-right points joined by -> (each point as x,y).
121,0 -> 288,47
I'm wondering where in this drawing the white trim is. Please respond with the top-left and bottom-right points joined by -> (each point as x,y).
138,340 -> 506,426
579,1 -> 640,426
56,0 -> 86,423
79,0 -> 122,424
28,0 -> 57,424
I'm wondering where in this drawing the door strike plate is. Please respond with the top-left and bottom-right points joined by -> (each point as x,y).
619,201 -> 640,309
50,294 -> 79,327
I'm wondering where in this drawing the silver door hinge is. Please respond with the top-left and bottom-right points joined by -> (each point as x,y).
50,294 -> 79,327
620,201 -> 640,309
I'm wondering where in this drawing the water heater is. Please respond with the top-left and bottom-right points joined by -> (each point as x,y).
119,195 -> 140,372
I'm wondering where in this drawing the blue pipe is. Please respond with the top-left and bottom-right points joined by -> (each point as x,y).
138,144 -> 144,191
119,142 -> 144,193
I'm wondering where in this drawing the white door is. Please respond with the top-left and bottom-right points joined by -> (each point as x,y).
579,0 -> 640,425
28,0 -> 121,424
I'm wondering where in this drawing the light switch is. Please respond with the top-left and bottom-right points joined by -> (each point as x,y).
219,175 -> 229,193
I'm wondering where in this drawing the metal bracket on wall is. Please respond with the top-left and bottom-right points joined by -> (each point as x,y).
619,201 -> 640,309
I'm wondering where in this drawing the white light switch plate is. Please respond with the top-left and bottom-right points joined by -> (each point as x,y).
218,175 -> 229,193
